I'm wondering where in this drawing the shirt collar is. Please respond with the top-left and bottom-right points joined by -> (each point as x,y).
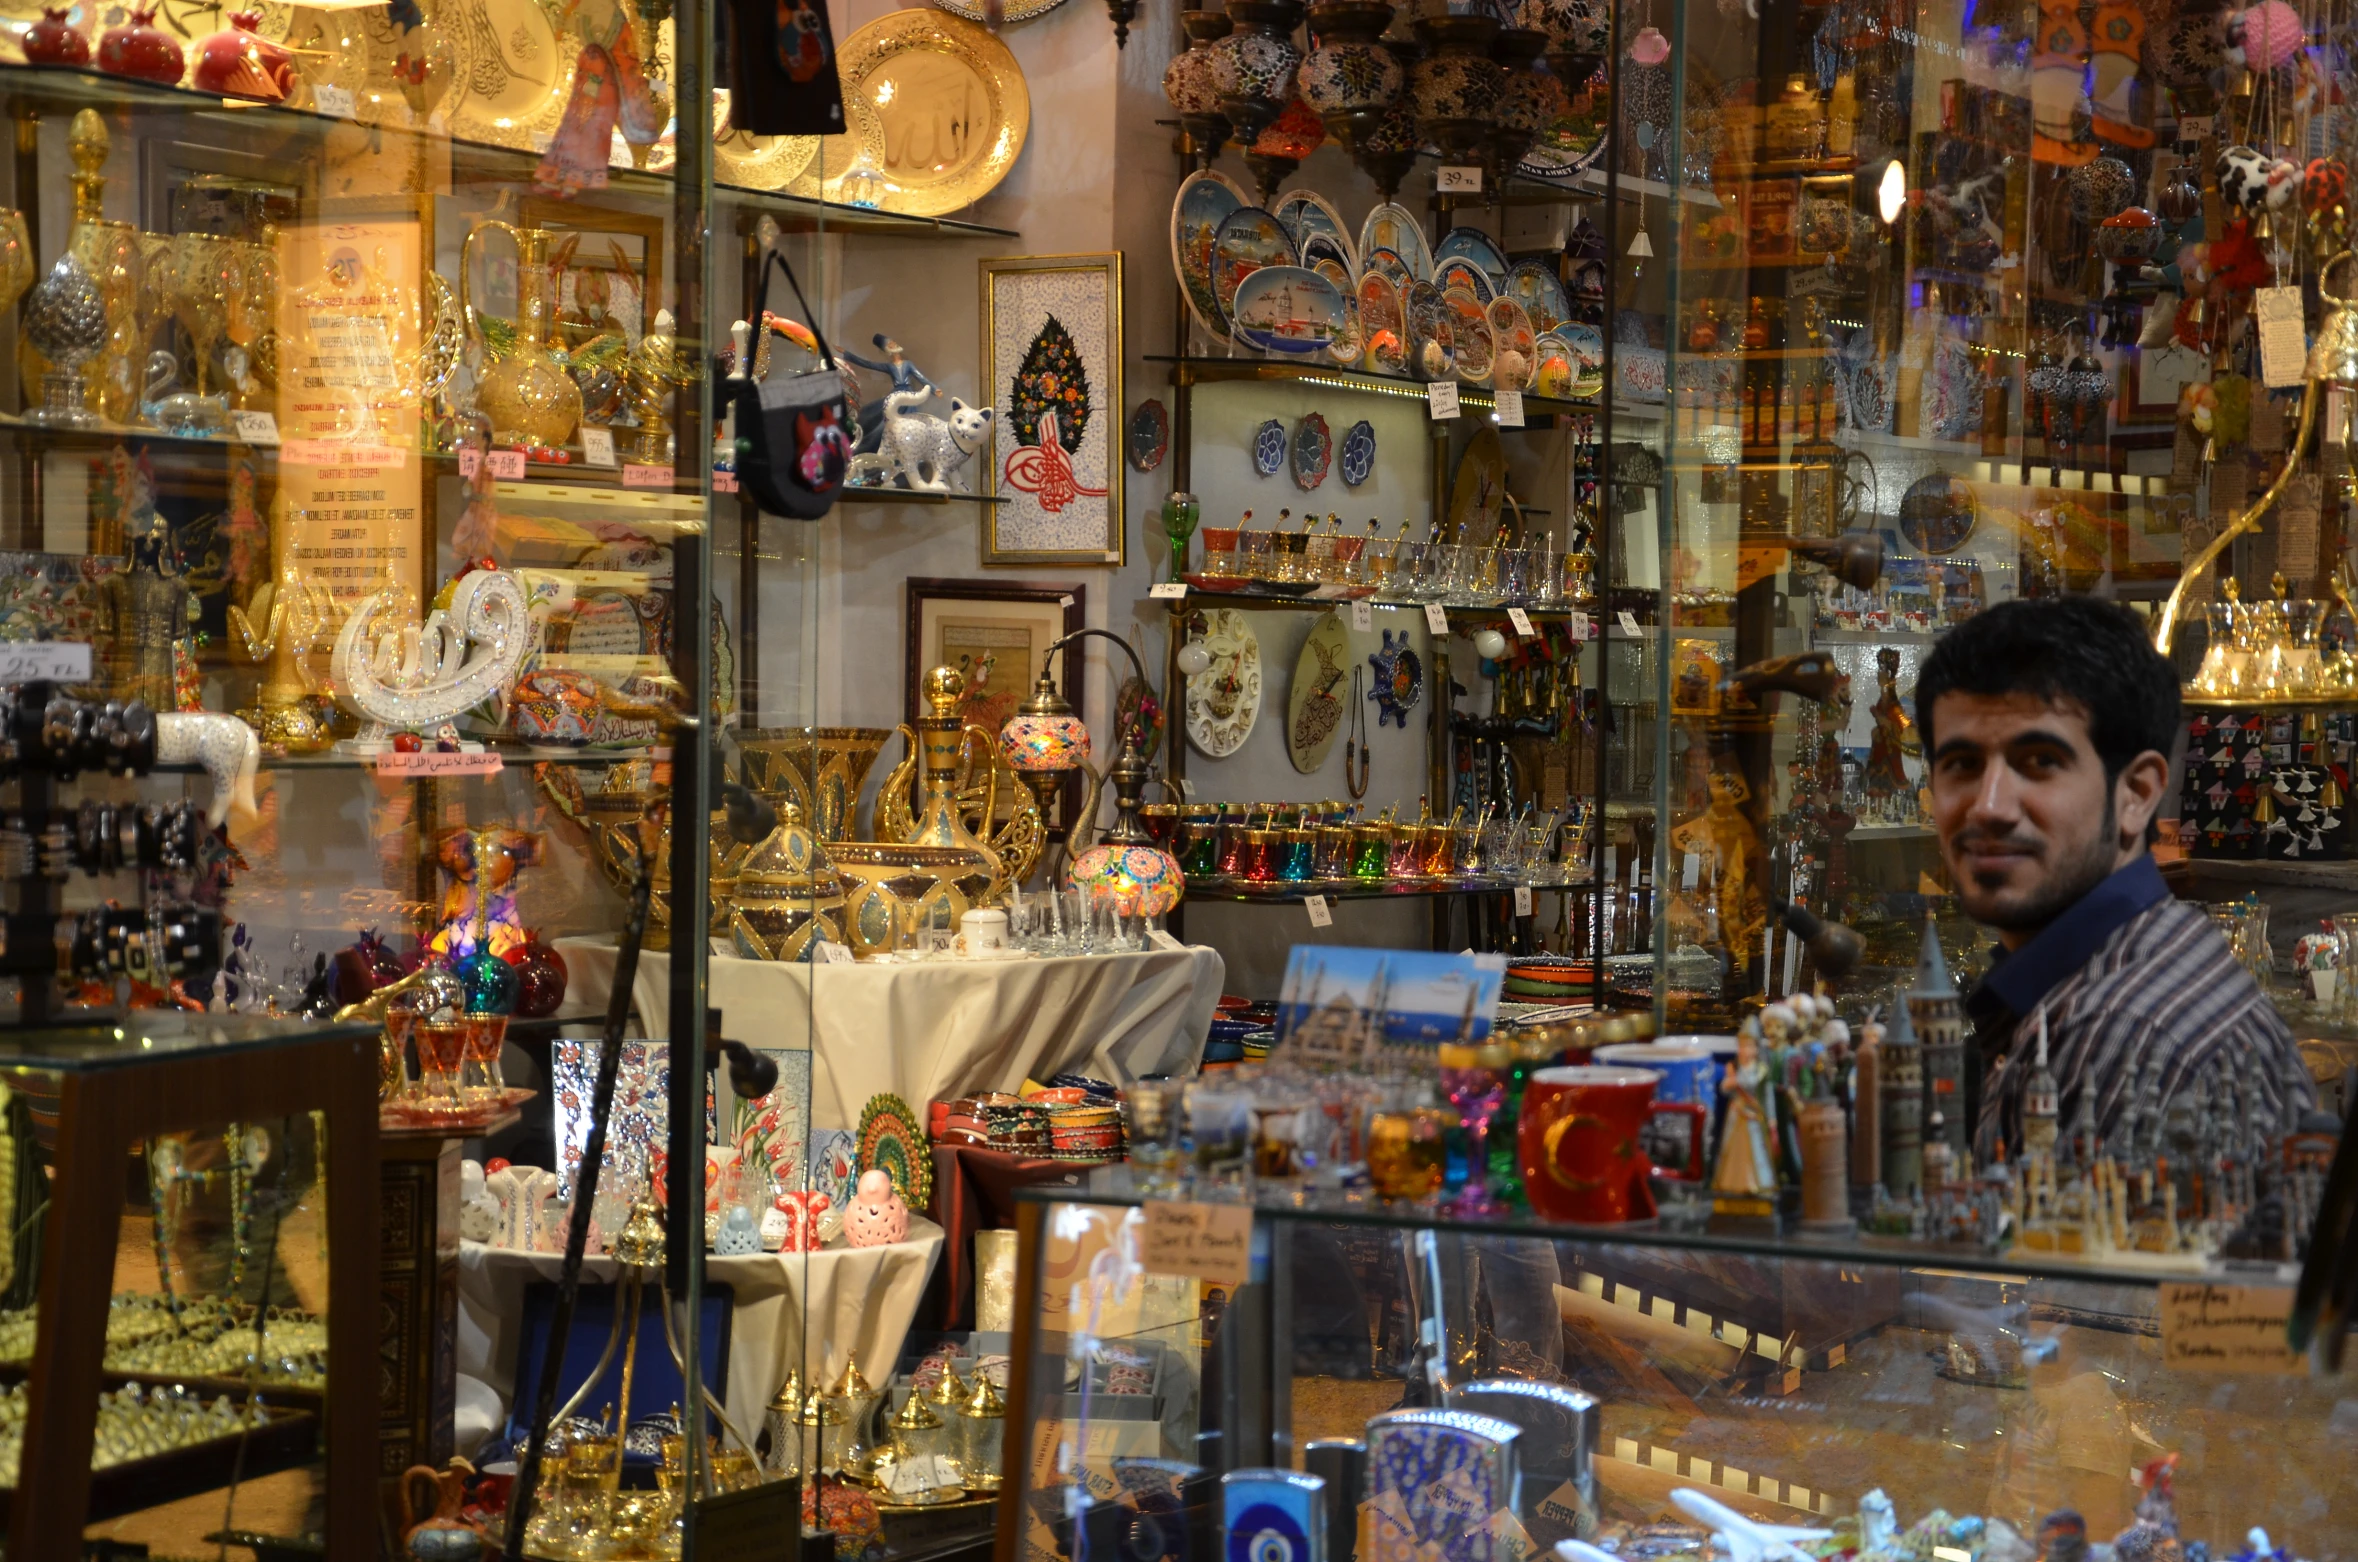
1967,854 -> 2170,1022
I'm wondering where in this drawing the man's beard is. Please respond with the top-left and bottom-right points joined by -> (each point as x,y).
1954,796 -> 2120,936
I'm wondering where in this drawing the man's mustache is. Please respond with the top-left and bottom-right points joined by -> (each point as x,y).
1950,829 -> 2044,856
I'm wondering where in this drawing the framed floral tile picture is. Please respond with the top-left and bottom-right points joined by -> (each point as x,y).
980,252 -> 1125,566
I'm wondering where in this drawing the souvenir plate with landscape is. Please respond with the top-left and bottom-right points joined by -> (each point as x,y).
1359,272 -> 1407,376
1442,288 -> 1494,383
1274,190 -> 1357,272
1433,227 -> 1511,293
1301,230 -> 1357,289
1565,320 -> 1606,399
1212,206 -> 1298,318
1365,245 -> 1414,290
1531,331 -> 1575,399
1231,265 -> 1349,358
1487,297 -> 1536,391
1508,261 -> 1573,333
1171,170 -> 1249,339
1359,202 -> 1432,284
1435,257 -> 1496,304
1185,607 -> 1263,758
1406,281 -> 1453,379
981,254 -> 1124,563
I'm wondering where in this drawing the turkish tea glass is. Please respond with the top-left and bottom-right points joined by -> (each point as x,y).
1237,528 -> 1278,583
1417,822 -> 1456,877
415,1019 -> 468,1106
462,1012 -> 509,1100
1315,824 -> 1354,880
1366,1106 -> 1455,1202
1497,547 -> 1534,606
1181,805 -> 1223,877
1279,827 -> 1316,882
1386,540 -> 1429,599
1200,525 -> 1241,579
1351,824 -> 1391,879
1217,811 -> 1253,877
1242,827 -> 1284,883
1387,824 -> 1422,878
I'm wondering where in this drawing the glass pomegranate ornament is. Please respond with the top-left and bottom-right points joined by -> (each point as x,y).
22,6 -> 91,65
97,6 -> 186,85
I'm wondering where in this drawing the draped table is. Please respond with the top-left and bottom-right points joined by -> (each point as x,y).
553,941 -> 1224,1130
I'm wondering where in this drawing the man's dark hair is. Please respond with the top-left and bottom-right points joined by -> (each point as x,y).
1915,598 -> 2182,781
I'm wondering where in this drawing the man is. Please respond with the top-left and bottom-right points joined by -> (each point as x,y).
1914,597 -> 2311,1160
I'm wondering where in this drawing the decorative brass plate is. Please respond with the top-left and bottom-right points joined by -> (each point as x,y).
827,9 -> 1029,217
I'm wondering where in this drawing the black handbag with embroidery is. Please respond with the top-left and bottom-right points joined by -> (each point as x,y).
718,249 -> 853,520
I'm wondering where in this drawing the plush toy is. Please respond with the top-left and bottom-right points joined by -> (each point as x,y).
843,1168 -> 910,1248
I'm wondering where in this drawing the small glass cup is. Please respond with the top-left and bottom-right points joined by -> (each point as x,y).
1367,1107 -> 1455,1201
1185,1078 -> 1254,1193
1200,526 -> 1241,578
1181,805 -> 1223,877
1331,532 -> 1368,584
1140,803 -> 1180,850
1279,827 -> 1317,882
1387,824 -> 1422,878
1314,824 -> 1354,880
1497,547 -> 1533,606
1128,1077 -> 1187,1193
1418,822 -> 1456,878
462,1012 -> 509,1100
1238,529 -> 1278,582
1387,540 -> 1429,599
1453,821 -> 1486,877
416,1019 -> 468,1104
1217,811 -> 1253,877
1351,824 -> 1391,880
1242,827 -> 1284,883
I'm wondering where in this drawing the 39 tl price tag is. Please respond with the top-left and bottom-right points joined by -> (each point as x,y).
1350,598 -> 1373,632
1494,388 -> 1525,427
486,449 -> 527,480
1149,582 -> 1189,599
1513,884 -> 1535,917
1427,379 -> 1461,420
1424,602 -> 1451,636
1304,894 -> 1333,928
1507,606 -> 1535,639
580,426 -> 617,467
1435,165 -> 1483,193
230,409 -> 279,445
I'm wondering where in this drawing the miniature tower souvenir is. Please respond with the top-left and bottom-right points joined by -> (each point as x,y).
1851,1007 -> 1884,1189
1880,996 -> 1924,1198
2023,1011 -> 2060,1158
1905,912 -> 1967,1160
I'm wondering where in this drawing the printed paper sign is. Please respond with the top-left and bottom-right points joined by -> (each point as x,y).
1149,582 -> 1189,599
1140,1200 -> 1252,1288
2159,1283 -> 2301,1373
1495,388 -> 1525,427
1507,607 -> 1535,638
1305,894 -> 1333,927
623,464 -> 676,489
376,750 -> 505,777
1435,166 -> 1483,193
581,427 -> 618,467
1424,603 -> 1451,636
1351,599 -> 1373,632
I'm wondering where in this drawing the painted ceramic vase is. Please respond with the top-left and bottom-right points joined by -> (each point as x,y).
22,7 -> 91,65
1211,0 -> 1306,145
843,1169 -> 909,1248
192,9 -> 293,101
97,6 -> 186,85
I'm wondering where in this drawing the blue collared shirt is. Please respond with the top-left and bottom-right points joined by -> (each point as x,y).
1966,853 -> 2173,1025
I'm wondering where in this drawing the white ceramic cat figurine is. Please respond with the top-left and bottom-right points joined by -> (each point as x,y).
849,386 -> 993,493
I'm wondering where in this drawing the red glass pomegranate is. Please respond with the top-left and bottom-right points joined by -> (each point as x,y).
97,5 -> 185,85
505,932 -> 569,1019
192,8 -> 291,102
22,7 -> 91,66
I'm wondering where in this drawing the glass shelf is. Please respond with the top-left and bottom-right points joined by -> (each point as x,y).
0,64 -> 1015,241
1016,1179 -> 2303,1292
1151,589 -> 1600,621
1183,875 -> 1593,903
837,486 -> 1007,506
1150,355 -> 1600,417
0,1011 -> 371,1075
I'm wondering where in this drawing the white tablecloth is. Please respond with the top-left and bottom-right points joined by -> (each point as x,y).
457,1218 -> 945,1448
554,941 -> 1224,1130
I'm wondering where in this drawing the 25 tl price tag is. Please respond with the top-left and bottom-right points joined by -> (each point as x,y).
1427,380 -> 1461,420
1507,607 -> 1536,639
0,641 -> 92,683
1304,894 -> 1333,928
1424,602 -> 1451,636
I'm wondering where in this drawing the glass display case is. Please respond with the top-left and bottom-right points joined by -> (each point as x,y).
999,1188 -> 2358,1562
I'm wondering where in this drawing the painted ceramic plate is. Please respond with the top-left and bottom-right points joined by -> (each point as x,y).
827,9 -> 1031,216
1340,419 -> 1377,486
1287,611 -> 1352,774
1232,264 -> 1349,357
1365,246 -> 1413,290
1507,261 -> 1574,333
858,1091 -> 932,1207
1310,255 -> 1355,297
1253,418 -> 1288,475
1367,629 -> 1423,726
1326,296 -> 1364,367
1443,288 -> 1494,384
1359,203 -> 1432,284
1565,321 -> 1606,399
1358,272 -> 1406,376
1436,258 -> 1496,304
1276,190 -> 1357,272
1531,331 -> 1576,399
930,0 -> 1071,24
1302,231 -> 1356,286
1449,425 -> 1509,537
1292,412 -> 1332,490
1128,398 -> 1170,471
1406,282 -> 1454,380
1488,298 -> 1537,391
1434,227 -> 1511,292
1212,207 -> 1298,319
1519,72 -> 1611,182
1186,608 -> 1263,758
1172,170 -> 1249,339
446,0 -> 571,149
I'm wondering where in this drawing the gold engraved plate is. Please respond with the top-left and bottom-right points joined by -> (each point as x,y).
447,0 -> 572,149
828,9 -> 1030,217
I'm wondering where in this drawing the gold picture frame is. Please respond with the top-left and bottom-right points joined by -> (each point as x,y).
980,252 -> 1125,567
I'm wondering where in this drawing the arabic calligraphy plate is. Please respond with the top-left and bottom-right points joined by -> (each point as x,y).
829,9 -> 1030,216
445,0 -> 571,149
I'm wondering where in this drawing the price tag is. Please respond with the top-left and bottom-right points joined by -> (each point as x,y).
713,470 -> 739,494
375,749 -> 505,777
458,448 -> 482,481
581,426 -> 617,467
2159,1283 -> 2301,1373
1304,894 -> 1333,928
1495,388 -> 1525,427
1507,606 -> 1536,639
486,448 -> 527,480
1427,379 -> 1461,420
1513,884 -> 1534,917
1424,602 -> 1451,636
623,463 -> 676,489
1617,609 -> 1641,635
312,84 -> 355,118
1435,165 -> 1483,193
1570,610 -> 1593,640
0,641 -> 92,683
2256,287 -> 2307,389
1350,598 -> 1373,632
1147,928 -> 1187,953
814,941 -> 857,966
710,937 -> 735,958
230,409 -> 279,445
1140,1200 -> 1253,1287
2179,113 -> 2214,142
1682,850 -> 1701,889
1149,582 -> 1189,599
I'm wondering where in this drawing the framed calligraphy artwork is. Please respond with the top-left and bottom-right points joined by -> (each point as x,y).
980,252 -> 1124,566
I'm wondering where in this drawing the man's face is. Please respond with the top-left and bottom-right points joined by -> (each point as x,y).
1927,691 -> 2159,941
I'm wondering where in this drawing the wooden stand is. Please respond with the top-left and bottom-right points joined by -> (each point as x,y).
12,1025 -> 380,1562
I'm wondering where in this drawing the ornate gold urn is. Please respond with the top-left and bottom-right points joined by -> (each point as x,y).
875,667 -> 1040,891
725,800 -> 849,960
461,221 -> 585,450
736,726 -> 894,841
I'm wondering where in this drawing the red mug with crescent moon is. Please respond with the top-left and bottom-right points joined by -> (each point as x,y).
1519,1065 -> 1696,1223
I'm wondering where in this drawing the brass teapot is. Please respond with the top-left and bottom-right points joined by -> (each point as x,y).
875,666 -> 1041,891
461,220 -> 584,451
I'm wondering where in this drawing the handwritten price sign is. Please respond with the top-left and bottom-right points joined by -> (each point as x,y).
0,642 -> 93,683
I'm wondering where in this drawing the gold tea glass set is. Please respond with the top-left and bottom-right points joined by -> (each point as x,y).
1146,798 -> 1585,891
1194,512 -> 1595,610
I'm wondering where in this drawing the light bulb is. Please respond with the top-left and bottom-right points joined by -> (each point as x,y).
1472,628 -> 1509,659
1878,158 -> 1907,225
1177,642 -> 1213,676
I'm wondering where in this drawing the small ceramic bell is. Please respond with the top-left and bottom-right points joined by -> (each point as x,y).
843,1169 -> 909,1248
